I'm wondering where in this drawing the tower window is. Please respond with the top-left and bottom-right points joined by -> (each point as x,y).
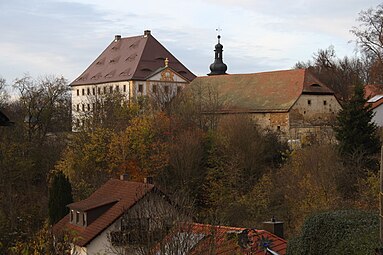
77,104 -> 80,111
109,86 -> 113,93
138,84 -> 143,93
123,84 -> 126,92
87,88 -> 90,95
77,89 -> 79,96
92,88 -> 95,95
82,104 -> 85,111
87,104 -> 90,111
98,87 -> 101,94
308,99 -> 311,105
82,89 -> 85,96
323,100 -> 327,105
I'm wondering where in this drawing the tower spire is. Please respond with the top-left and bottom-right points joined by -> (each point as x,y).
208,30 -> 227,76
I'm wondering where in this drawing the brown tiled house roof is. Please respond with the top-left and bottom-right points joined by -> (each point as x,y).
365,84 -> 383,110
71,31 -> 196,86
153,223 -> 287,255
52,179 -> 155,247
187,69 -> 334,113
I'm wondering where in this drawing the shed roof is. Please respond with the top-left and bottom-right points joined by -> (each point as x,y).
186,69 -> 334,113
71,31 -> 196,86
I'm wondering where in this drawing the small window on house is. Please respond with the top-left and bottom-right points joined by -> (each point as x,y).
70,210 -> 74,222
110,86 -> 113,93
308,99 -> 311,105
277,126 -> 281,131
92,88 -> 95,95
123,84 -> 126,92
82,89 -> 85,96
76,211 -> 80,223
164,85 -> 169,94
152,84 -> 157,93
323,100 -> 327,105
104,87 -> 107,94
82,104 -> 85,111
87,104 -> 90,111
116,85 -> 119,92
87,88 -> 90,95
77,89 -> 79,96
98,87 -> 101,95
77,104 -> 80,111
138,84 -> 143,93
177,86 -> 182,94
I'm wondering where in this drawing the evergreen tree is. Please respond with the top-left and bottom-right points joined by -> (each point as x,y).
334,84 -> 380,164
48,171 -> 73,225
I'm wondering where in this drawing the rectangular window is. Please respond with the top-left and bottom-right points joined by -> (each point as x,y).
123,84 -> 126,92
116,85 -> 119,92
164,85 -> 169,94
308,99 -> 311,105
138,84 -> 143,93
70,210 -> 74,222
82,104 -> 85,111
87,88 -> 90,95
110,86 -> 113,93
98,87 -> 101,95
77,89 -> 79,96
76,211 -> 80,223
323,100 -> 327,105
104,87 -> 107,94
87,104 -> 90,111
152,84 -> 157,93
82,89 -> 85,96
92,88 -> 95,95
77,104 -> 80,111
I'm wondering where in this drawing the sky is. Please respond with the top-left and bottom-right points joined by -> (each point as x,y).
0,0 -> 381,85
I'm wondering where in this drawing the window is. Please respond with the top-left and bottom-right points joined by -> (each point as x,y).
76,211 -> 80,223
92,88 -> 95,95
98,87 -> 101,95
77,104 -> 80,111
92,103 -> 95,110
152,84 -> 157,93
110,86 -> 113,93
87,104 -> 90,111
323,100 -> 327,105
82,104 -> 85,111
277,126 -> 281,131
116,85 -> 119,92
82,89 -> 85,96
164,85 -> 169,94
123,84 -> 126,92
83,213 -> 87,226
138,84 -> 143,93
177,86 -> 182,94
104,87 -> 107,94
77,89 -> 79,96
307,99 -> 311,105
87,88 -> 90,95
70,210 -> 74,222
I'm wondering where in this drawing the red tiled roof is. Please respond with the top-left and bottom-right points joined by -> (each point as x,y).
52,179 -> 154,247
153,223 -> 287,255
71,32 -> 196,86
365,84 -> 383,110
187,69 -> 334,113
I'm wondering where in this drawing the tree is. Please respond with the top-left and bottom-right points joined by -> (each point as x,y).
48,171 -> 73,225
287,210 -> 380,255
334,84 -> 380,164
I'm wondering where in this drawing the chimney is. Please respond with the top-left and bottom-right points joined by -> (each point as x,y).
144,176 -> 154,184
115,34 -> 121,41
262,216 -> 284,239
144,30 -> 151,36
120,173 -> 129,181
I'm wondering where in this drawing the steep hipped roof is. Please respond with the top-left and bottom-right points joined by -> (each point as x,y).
71,31 -> 196,86
53,179 -> 155,247
153,223 -> 287,255
187,69 -> 334,113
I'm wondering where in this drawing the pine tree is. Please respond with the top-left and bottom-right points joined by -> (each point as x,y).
334,84 -> 380,167
48,171 -> 73,225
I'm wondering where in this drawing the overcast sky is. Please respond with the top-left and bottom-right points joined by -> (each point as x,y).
0,0 -> 381,84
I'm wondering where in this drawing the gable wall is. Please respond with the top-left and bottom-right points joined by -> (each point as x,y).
372,103 -> 383,126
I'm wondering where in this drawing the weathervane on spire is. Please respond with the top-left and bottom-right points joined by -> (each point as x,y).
216,27 -> 222,43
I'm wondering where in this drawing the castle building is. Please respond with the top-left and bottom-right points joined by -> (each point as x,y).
186,35 -> 342,142
70,30 -> 196,129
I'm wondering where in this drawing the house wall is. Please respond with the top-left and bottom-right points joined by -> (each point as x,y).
85,219 -> 121,255
288,94 -> 341,141
372,104 -> 383,126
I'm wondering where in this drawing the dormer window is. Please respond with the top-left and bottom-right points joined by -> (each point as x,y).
83,212 -> 87,226
76,211 -> 80,223
70,210 -> 74,222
